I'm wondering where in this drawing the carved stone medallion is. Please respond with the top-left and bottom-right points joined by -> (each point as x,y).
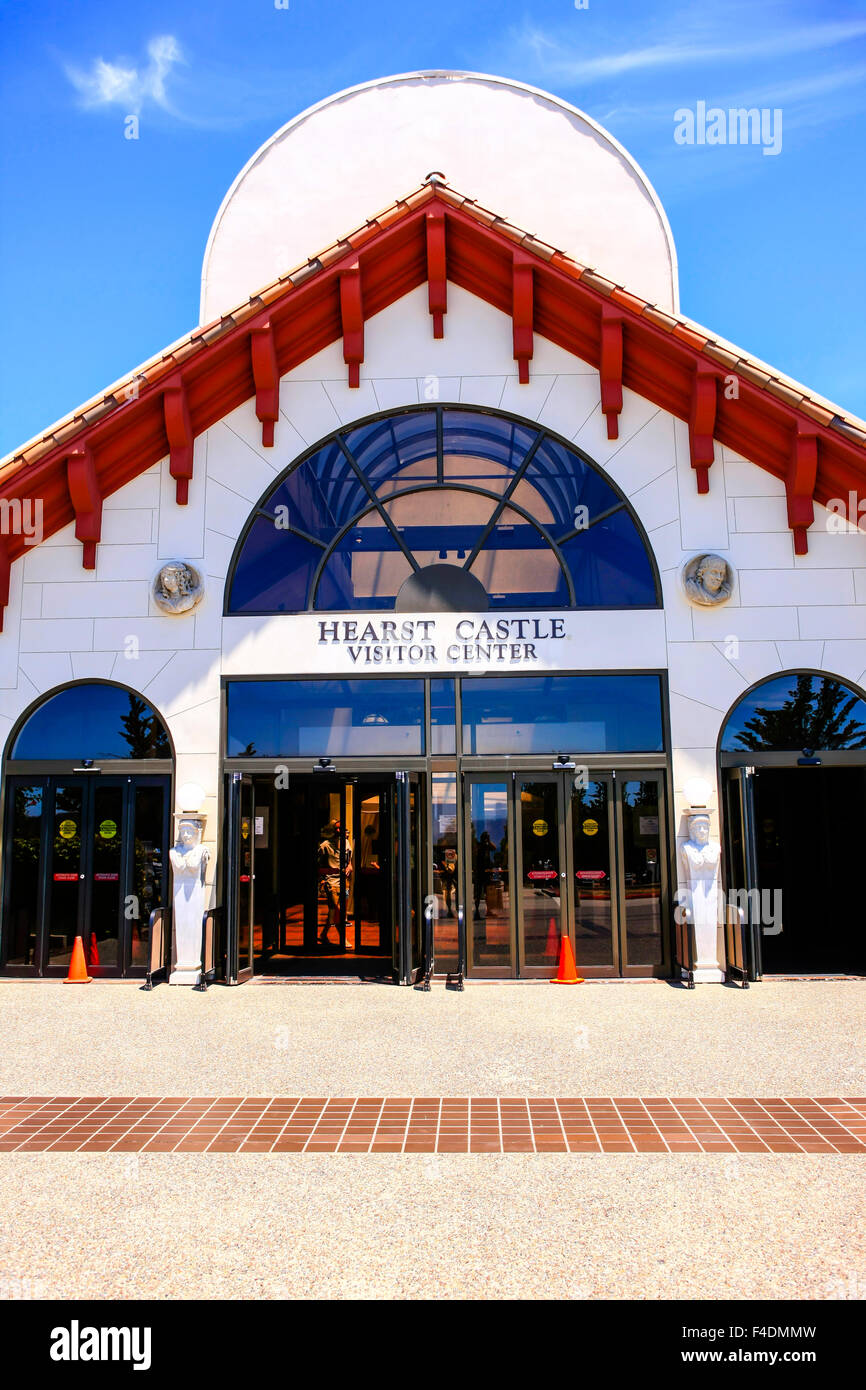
681,553 -> 734,607
153,561 -> 204,615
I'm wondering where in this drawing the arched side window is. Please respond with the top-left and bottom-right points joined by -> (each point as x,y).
226,407 -> 660,613
720,672 -> 866,752
8,683 -> 172,762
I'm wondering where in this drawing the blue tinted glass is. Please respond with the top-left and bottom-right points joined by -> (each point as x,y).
721,674 -> 866,751
527,436 -> 620,534
469,506 -> 569,608
226,409 -> 660,616
229,519 -> 322,612
441,410 -> 537,475
560,511 -> 657,607
315,540 -> 414,609
461,675 -> 664,754
342,412 -> 438,494
431,678 -> 457,754
265,439 -> 365,536
12,684 -> 171,760
384,489 -> 496,569
226,680 -> 426,757
314,508 -> 414,609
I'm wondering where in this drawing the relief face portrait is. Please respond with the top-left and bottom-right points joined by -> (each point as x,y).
682,553 -> 733,607
176,818 -> 203,850
687,812 -> 711,846
153,561 -> 203,615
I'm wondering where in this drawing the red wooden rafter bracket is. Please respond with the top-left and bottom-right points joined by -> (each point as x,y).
512,252 -> 534,384
163,376 -> 194,505
599,306 -> 624,439
339,262 -> 364,388
426,208 -> 447,339
251,322 -> 280,447
65,444 -> 102,570
689,362 -> 719,494
787,422 -> 818,556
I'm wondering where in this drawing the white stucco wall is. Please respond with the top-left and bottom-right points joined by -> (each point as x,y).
201,72 -> 678,321
3,285 -> 866,968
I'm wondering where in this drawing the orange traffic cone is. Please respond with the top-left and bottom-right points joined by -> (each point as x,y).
64,935 -> 93,984
545,914 -> 560,962
551,933 -> 584,984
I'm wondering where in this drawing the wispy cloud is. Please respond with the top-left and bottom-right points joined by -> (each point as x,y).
514,17 -> 866,84
593,64 -> 866,131
65,35 -> 184,116
60,34 -> 354,132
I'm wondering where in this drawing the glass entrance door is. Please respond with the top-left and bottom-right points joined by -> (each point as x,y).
723,766 -> 760,980
617,774 -> 667,976
227,772 -> 400,978
462,769 -> 669,978
465,776 -> 515,975
571,775 -> 617,972
394,771 -> 424,984
1,774 -> 169,977
516,776 -> 566,976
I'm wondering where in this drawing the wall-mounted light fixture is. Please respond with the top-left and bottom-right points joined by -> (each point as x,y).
683,777 -> 712,811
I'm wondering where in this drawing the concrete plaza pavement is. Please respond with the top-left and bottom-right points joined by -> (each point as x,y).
0,979 -> 863,1301
0,977 -> 863,1097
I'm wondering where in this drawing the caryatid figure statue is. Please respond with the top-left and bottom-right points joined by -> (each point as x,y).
169,818 -> 210,985
680,809 -> 723,975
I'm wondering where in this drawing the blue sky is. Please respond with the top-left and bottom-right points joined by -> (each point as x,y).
1,0 -> 865,454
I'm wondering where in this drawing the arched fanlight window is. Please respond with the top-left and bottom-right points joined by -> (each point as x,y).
226,407 -> 659,613
9,683 -> 172,761
720,672 -> 866,752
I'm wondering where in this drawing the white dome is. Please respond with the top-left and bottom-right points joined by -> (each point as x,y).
201,70 -> 678,322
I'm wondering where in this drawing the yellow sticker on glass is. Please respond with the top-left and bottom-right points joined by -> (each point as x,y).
582,819 -> 599,836
531,818 -> 548,837
99,819 -> 117,840
59,819 -> 77,840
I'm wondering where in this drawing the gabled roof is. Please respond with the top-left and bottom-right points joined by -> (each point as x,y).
1,179 -> 865,628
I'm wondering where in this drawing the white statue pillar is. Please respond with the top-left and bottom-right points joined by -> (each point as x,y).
169,815 -> 209,986
680,793 -> 724,983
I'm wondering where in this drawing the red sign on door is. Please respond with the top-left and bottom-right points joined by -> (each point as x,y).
527,870 -> 558,881
53,873 -> 78,882
576,870 -> 607,881
93,873 -> 119,882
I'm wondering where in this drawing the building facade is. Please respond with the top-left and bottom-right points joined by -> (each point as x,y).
1,73 -> 865,986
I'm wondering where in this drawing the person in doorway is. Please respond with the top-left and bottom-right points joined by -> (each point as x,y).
318,820 -> 352,948
474,832 -> 495,919
438,846 -> 457,917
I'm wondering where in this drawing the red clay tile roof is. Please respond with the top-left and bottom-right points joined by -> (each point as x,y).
3,178 -> 863,480
0,177 -> 864,621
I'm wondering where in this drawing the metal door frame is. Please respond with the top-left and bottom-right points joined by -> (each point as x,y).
722,765 -> 761,980
612,769 -> 671,979
225,771 -> 254,984
395,772 -> 412,983
1,771 -> 170,978
462,771 -> 518,978
226,768 -> 410,981
570,770 -> 620,978
460,764 -> 672,980
513,771 -> 570,979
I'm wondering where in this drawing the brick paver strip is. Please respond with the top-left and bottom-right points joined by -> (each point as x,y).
0,1097 -> 863,1153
